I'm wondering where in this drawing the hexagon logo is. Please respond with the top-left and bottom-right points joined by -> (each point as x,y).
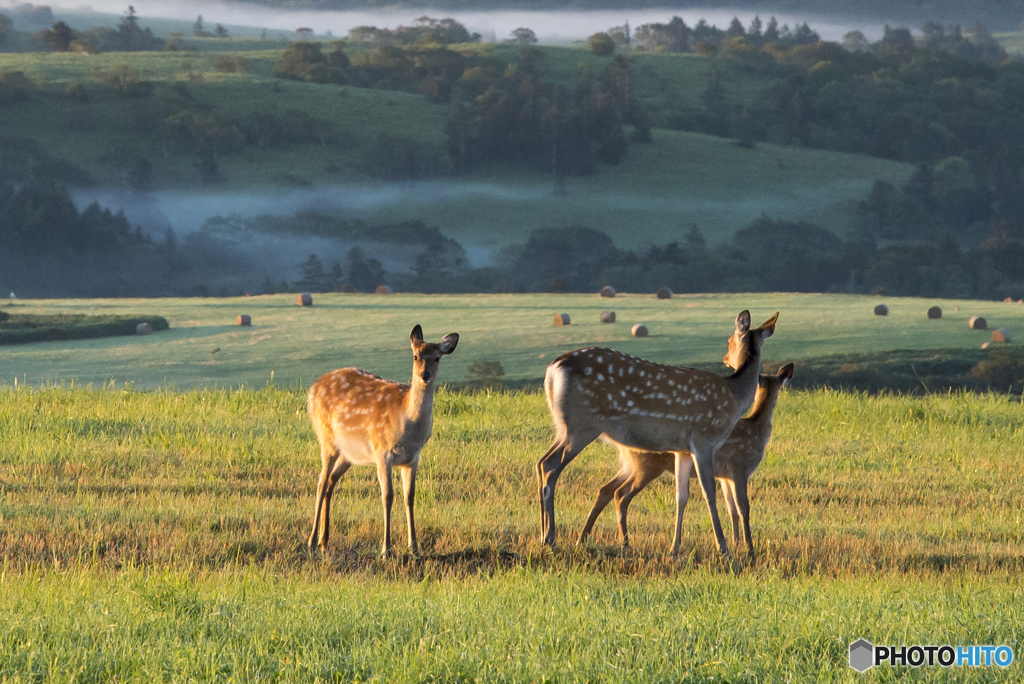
849,639 -> 874,672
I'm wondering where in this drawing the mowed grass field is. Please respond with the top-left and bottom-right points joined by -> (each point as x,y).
2,292 -> 1021,390
0,46 -> 913,247
0,381 -> 1022,680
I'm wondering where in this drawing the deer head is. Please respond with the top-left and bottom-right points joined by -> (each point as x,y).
410,324 -> 459,386
724,311 -> 779,371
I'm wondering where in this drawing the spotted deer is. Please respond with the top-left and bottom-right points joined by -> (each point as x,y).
577,363 -> 794,557
306,324 -> 459,559
537,310 -> 778,555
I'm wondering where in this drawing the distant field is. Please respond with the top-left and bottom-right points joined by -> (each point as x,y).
1,292 -> 1019,390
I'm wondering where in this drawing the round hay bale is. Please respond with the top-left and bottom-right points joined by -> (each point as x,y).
927,306 -> 941,319
238,314 -> 251,326
298,292 -> 313,306
655,287 -> 672,300
340,283 -> 356,293
969,315 -> 987,330
874,303 -> 889,316
375,285 -> 393,295
631,323 -> 649,337
1004,297 -> 1013,303
554,313 -> 571,326
992,329 -> 1011,343
135,322 -> 152,335
600,310 -> 616,323
599,285 -> 616,298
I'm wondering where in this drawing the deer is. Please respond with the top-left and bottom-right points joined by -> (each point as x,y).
306,324 -> 458,559
576,363 -> 794,557
537,310 -> 778,556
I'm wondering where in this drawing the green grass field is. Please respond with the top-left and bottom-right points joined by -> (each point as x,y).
1,292 -> 1022,680
0,381 -> 1021,680
2,292 -> 1019,390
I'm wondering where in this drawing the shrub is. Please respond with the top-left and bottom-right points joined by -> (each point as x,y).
587,32 -> 615,56
0,314 -> 169,345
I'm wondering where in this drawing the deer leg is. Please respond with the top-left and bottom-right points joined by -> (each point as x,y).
400,464 -> 419,557
615,465 -> 668,548
721,479 -> 740,546
308,448 -> 339,552
578,470 -> 630,545
670,454 -> 695,554
376,459 -> 394,560
684,448 -> 730,556
538,435 -> 596,546
732,474 -> 755,557
536,441 -> 563,542
319,459 -> 351,551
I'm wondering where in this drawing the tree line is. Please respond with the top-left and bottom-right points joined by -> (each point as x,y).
6,162 -> 1024,301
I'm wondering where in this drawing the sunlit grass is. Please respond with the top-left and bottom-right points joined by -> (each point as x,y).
0,384 -> 1022,681
1,385 -> 1021,576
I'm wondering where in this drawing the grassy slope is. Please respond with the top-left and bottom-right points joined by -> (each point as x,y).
364,128 -> 911,249
2,292 -> 1020,389
0,46 -> 913,247
0,385 -> 1021,680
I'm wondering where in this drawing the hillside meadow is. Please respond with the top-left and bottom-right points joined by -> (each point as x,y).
0,45 -> 913,247
2,292 -> 1021,390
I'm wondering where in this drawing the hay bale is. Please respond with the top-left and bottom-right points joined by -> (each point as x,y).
375,285 -> 393,295
927,306 -> 942,319
969,315 -> 987,330
599,285 -> 616,298
1004,297 -> 1013,303
655,287 -> 672,300
554,313 -> 571,326
631,323 -> 649,337
238,315 -> 251,326
600,310 -> 616,323
340,284 -> 356,293
298,293 -> 313,306
874,303 -> 889,316
135,322 -> 152,335
992,329 -> 1011,343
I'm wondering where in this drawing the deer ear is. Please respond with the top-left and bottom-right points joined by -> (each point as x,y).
410,324 -> 424,348
759,312 -> 780,339
779,362 -> 794,384
735,310 -> 751,336
439,333 -> 459,355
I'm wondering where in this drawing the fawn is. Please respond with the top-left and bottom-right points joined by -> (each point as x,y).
577,363 -> 794,557
306,324 -> 458,559
537,310 -> 778,555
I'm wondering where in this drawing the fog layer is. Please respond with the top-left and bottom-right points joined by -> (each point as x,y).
53,1 -> 891,42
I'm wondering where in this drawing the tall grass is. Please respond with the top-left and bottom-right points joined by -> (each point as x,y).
1,385 -> 1021,576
